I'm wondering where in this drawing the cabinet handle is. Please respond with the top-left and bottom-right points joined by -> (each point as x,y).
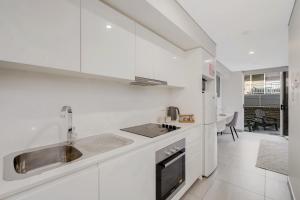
163,152 -> 185,168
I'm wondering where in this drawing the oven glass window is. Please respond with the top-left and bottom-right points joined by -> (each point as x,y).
156,151 -> 185,200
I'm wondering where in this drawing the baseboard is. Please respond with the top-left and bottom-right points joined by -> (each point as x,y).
288,177 -> 296,200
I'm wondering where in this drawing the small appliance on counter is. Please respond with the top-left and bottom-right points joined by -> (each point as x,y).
167,106 -> 180,121
121,123 -> 180,138
179,114 -> 195,123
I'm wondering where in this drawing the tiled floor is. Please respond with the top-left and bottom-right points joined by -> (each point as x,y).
181,132 -> 291,200
252,129 -> 280,136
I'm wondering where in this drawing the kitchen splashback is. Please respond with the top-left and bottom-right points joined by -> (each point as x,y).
0,67 -> 171,179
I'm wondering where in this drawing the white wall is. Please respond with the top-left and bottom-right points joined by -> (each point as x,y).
222,71 -> 244,130
146,0 -> 216,55
288,0 -> 300,198
0,67 -> 172,180
216,61 -> 231,80
101,0 -> 216,55
216,61 -> 232,114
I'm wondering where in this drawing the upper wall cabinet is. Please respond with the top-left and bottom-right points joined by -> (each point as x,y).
154,45 -> 186,87
135,24 -> 186,87
0,0 -> 80,72
135,24 -> 156,79
81,0 -> 135,80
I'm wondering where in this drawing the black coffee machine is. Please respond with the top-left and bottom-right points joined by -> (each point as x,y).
167,106 -> 180,121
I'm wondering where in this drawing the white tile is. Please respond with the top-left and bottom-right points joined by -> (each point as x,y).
228,157 -> 266,176
183,132 -> 291,200
180,192 -> 198,200
187,177 -> 216,199
266,170 -> 288,182
215,165 -> 265,195
203,180 -> 264,200
215,133 -> 266,195
265,177 -> 291,200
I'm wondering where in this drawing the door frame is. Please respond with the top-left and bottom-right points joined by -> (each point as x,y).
280,71 -> 289,136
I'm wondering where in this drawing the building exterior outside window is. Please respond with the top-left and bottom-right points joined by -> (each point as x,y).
244,72 -> 281,132
244,73 -> 280,95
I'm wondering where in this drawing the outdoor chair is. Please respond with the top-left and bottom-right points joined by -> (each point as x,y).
253,109 -> 278,131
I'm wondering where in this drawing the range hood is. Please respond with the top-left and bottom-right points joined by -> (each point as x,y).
130,76 -> 167,86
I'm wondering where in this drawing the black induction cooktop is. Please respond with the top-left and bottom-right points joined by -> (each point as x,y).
121,123 -> 181,138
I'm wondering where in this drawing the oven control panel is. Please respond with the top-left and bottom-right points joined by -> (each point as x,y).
155,139 -> 185,164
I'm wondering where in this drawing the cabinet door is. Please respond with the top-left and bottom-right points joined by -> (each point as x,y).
186,127 -> 202,185
155,52 -> 186,87
136,24 -> 186,86
203,123 -> 217,176
135,24 -> 156,79
6,166 -> 98,200
99,146 -> 155,200
0,0 -> 80,72
81,0 -> 135,80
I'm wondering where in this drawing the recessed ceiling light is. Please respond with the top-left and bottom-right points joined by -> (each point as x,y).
249,51 -> 255,55
106,24 -> 112,29
172,56 -> 177,59
204,59 -> 212,63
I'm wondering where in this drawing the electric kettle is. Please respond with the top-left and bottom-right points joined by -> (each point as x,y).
167,106 -> 180,121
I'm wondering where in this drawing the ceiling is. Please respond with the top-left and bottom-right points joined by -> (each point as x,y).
177,0 -> 295,71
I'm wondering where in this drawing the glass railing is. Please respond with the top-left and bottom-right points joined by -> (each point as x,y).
244,82 -> 280,95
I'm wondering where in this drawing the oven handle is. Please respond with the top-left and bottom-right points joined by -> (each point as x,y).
163,152 -> 185,168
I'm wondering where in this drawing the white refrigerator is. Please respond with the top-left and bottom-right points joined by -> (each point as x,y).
202,78 -> 217,177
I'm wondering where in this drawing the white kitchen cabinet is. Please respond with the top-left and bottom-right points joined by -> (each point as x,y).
135,24 -> 157,79
186,127 -> 203,186
155,53 -> 186,87
5,166 -> 99,200
135,24 -> 186,87
99,146 -> 155,200
81,0 -> 135,80
0,0 -> 80,72
203,123 -> 217,176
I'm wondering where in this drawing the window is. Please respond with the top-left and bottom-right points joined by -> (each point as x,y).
244,72 -> 280,95
251,74 -> 265,94
265,73 -> 281,94
244,75 -> 251,94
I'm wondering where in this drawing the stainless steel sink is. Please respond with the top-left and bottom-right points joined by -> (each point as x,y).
13,145 -> 82,174
3,134 -> 133,181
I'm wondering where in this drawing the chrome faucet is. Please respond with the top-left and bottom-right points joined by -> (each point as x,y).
61,106 -> 75,145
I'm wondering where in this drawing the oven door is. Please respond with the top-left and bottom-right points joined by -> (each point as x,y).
156,150 -> 185,200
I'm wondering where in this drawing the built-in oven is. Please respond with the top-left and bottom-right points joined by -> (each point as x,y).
156,139 -> 185,200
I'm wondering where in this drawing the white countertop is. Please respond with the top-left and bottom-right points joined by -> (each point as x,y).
0,122 -> 201,199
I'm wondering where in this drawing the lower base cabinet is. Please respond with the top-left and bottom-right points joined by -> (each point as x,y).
99,146 -> 155,200
4,128 -> 202,200
186,127 -> 203,186
6,166 -> 99,200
